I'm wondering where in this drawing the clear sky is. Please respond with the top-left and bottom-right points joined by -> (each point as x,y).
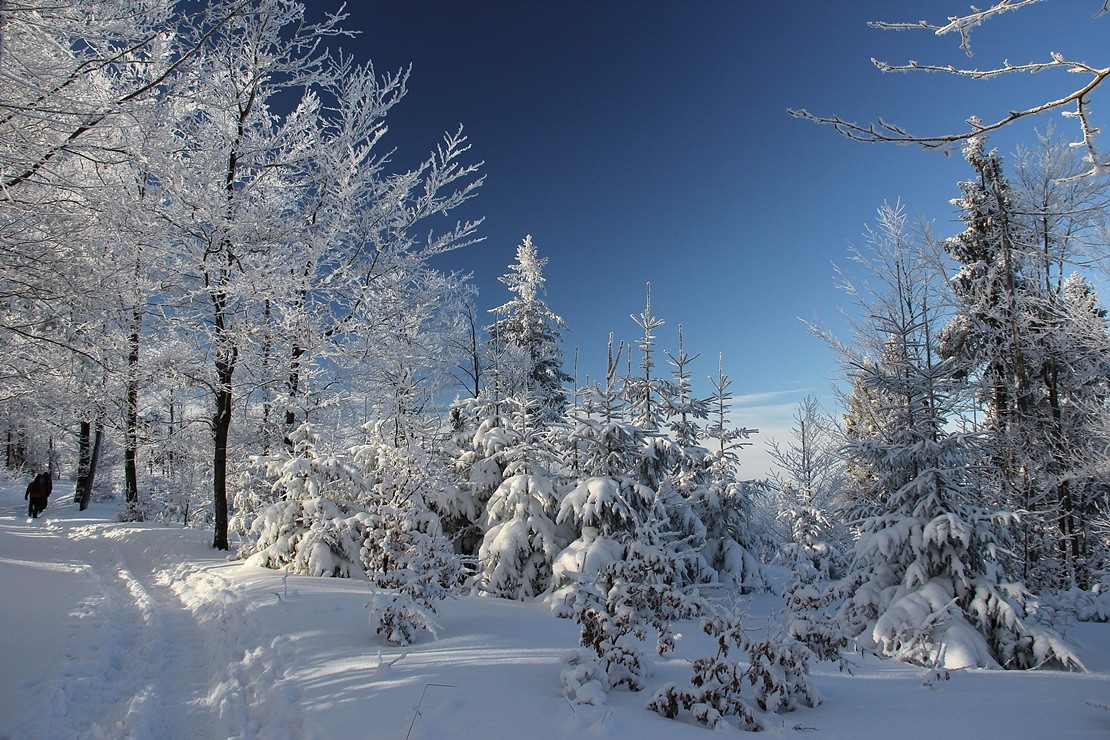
319,0 -> 1106,476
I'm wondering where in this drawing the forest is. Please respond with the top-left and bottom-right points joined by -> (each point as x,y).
2,1 -> 1109,731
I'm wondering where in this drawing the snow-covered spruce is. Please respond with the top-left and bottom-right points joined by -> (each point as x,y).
698,354 -> 771,592
837,439 -> 1083,670
560,649 -> 610,706
551,475 -> 657,596
477,473 -> 567,599
485,235 -> 573,427
443,394 -> 520,556
361,501 -> 463,646
698,448 -> 770,593
779,506 -> 849,664
236,425 -> 372,577
648,608 -> 796,731
355,433 -> 466,646
561,517 -> 706,702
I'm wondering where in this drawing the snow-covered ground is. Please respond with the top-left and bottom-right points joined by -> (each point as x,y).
0,479 -> 1108,739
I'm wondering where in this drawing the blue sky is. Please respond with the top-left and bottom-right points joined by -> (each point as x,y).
325,1 -> 1106,475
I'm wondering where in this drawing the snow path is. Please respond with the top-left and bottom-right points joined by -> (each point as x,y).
65,521 -> 224,739
0,491 -> 306,739
0,500 -> 225,739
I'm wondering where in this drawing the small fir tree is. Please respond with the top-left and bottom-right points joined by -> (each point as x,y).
477,472 -> 567,599
236,423 -> 371,577
486,235 -> 572,426
779,506 -> 849,665
355,426 -> 465,645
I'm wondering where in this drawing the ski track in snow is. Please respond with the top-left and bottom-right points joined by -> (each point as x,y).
1,499 -> 306,740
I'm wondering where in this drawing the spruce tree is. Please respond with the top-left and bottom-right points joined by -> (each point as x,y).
942,136 -> 1110,589
832,203 -> 1081,670
486,235 -> 572,426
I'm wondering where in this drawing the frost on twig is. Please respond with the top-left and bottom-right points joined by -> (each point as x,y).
788,1 -> 1110,176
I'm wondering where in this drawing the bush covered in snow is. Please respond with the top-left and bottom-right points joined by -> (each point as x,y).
560,517 -> 707,703
1078,587 -> 1110,623
649,608 -> 820,731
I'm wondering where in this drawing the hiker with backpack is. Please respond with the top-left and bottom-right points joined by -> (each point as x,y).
25,472 -> 51,518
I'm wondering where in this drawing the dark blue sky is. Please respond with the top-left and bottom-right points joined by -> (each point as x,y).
321,0 -> 1106,474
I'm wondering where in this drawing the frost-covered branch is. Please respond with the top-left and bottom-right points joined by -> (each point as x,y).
789,2 -> 1110,176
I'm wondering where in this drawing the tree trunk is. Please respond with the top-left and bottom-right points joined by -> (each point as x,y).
283,343 -> 304,451
212,375 -> 232,550
210,291 -> 237,550
75,421 -> 103,510
74,421 -> 91,504
124,293 -> 141,505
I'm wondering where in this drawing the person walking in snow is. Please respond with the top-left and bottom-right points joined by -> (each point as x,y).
25,472 -> 50,518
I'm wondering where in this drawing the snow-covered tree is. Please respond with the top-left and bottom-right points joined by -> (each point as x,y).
566,335 -> 642,481
941,136 -> 1110,589
1008,131 -> 1110,589
664,326 -> 708,451
626,283 -> 672,433
236,423 -> 371,577
648,608 -> 762,731
768,395 -> 847,513
486,235 -> 572,426
355,424 -> 465,645
477,473 -> 566,599
136,1 -> 483,549
779,506 -> 848,664
363,492 -> 462,646
696,355 -> 768,590
444,384 -> 524,556
562,516 -> 706,701
552,475 -> 659,594
829,202 -> 1082,670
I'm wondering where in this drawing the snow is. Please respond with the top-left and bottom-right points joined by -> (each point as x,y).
1,482 -> 1109,739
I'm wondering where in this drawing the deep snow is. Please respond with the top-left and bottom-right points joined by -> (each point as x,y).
0,480 -> 1108,739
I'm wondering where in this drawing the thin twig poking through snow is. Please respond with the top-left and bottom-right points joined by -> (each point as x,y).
406,683 -> 456,740
374,649 -> 408,669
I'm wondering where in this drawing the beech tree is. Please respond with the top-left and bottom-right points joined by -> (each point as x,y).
138,1 -> 482,549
